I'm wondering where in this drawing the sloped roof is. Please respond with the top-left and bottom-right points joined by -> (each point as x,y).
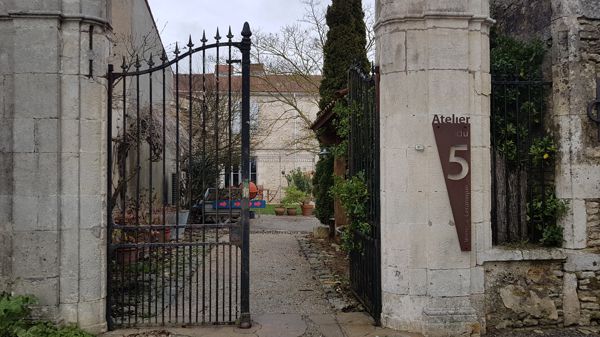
176,73 -> 321,95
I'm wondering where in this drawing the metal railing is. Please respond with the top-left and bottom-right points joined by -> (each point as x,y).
347,66 -> 381,324
106,23 -> 252,329
491,75 -> 553,244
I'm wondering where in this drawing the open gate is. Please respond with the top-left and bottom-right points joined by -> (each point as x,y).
106,23 -> 252,329
347,66 -> 382,324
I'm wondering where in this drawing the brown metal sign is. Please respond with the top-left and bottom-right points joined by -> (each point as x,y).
432,115 -> 471,251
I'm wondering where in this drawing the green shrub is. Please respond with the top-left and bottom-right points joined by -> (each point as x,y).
281,185 -> 308,208
331,172 -> 371,251
0,293 -> 94,337
313,153 -> 335,224
285,168 -> 313,196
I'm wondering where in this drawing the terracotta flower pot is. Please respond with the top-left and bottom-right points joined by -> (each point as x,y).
274,207 -> 286,216
286,208 -> 298,216
301,204 -> 314,216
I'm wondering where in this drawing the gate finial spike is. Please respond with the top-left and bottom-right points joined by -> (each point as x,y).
121,56 -> 128,71
148,53 -> 155,67
174,42 -> 180,55
201,30 -> 208,44
242,22 -> 252,38
215,28 -> 221,41
227,26 -> 233,40
160,50 -> 168,64
187,35 -> 194,49
135,55 -> 141,70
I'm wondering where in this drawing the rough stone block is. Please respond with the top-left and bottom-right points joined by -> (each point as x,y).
78,229 -> 104,280
13,19 -> 59,74
12,231 -> 59,279
77,298 -> 107,334
406,30 -> 428,71
14,74 -> 59,119
80,120 -> 102,153
565,252 -> 600,272
79,152 -> 102,195
427,70 -> 471,115
80,195 -> 103,229
379,29 -> 406,74
60,24 -> 82,75
61,76 -> 81,120
12,195 -> 40,231
428,28 -> 469,70
428,268 -> 471,297
12,118 -> 34,153
60,155 -> 80,196
471,266 -> 485,294
10,0 -> 61,12
34,118 -> 59,153
563,273 -> 580,326
409,268 -> 428,295
12,276 -> 59,307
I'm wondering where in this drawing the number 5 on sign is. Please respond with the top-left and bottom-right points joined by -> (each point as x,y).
448,145 -> 469,181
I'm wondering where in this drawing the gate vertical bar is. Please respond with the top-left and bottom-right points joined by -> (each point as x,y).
373,66 -> 382,326
239,22 -> 252,329
106,64 -> 114,331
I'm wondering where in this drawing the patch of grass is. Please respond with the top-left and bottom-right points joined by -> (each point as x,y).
253,204 -> 303,216
254,204 -> 276,215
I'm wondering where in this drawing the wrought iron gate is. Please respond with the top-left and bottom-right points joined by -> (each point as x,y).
347,66 -> 382,324
106,23 -> 252,329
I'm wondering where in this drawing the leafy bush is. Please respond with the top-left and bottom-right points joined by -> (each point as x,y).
313,153 -> 334,224
285,168 -> 313,196
528,191 -> 569,246
331,172 -> 371,251
281,186 -> 308,208
0,293 -> 94,337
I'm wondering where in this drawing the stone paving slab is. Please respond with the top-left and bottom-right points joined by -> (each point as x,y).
102,217 -> 422,337
100,312 -> 422,337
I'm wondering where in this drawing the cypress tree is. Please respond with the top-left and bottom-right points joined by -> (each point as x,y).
313,0 -> 369,225
319,0 -> 369,110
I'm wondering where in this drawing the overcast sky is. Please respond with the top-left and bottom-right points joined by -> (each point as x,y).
147,0 -> 375,50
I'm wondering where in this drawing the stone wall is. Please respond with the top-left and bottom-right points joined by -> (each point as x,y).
587,199 -> 600,248
479,0 -> 600,333
484,261 -> 564,330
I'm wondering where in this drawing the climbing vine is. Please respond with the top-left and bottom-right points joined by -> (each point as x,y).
331,172 -> 371,251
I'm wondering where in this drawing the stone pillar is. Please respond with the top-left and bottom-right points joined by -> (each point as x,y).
551,0 -> 600,250
0,1 -> 111,333
376,1 -> 492,335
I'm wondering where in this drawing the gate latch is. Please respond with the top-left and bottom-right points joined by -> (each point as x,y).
588,77 -> 600,141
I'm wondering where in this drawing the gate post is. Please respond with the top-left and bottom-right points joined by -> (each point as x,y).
239,22 -> 253,329
375,1 -> 493,335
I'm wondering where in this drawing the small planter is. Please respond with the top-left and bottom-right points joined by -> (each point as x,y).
274,206 -> 286,216
166,210 -> 189,241
301,204 -> 314,216
286,208 -> 298,216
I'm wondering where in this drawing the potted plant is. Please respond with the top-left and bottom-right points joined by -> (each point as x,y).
112,208 -> 140,265
165,206 -> 189,241
301,196 -> 315,217
281,186 -> 307,216
274,204 -> 286,216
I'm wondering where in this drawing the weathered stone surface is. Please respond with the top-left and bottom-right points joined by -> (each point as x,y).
485,261 -> 563,330
563,272 -> 581,326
